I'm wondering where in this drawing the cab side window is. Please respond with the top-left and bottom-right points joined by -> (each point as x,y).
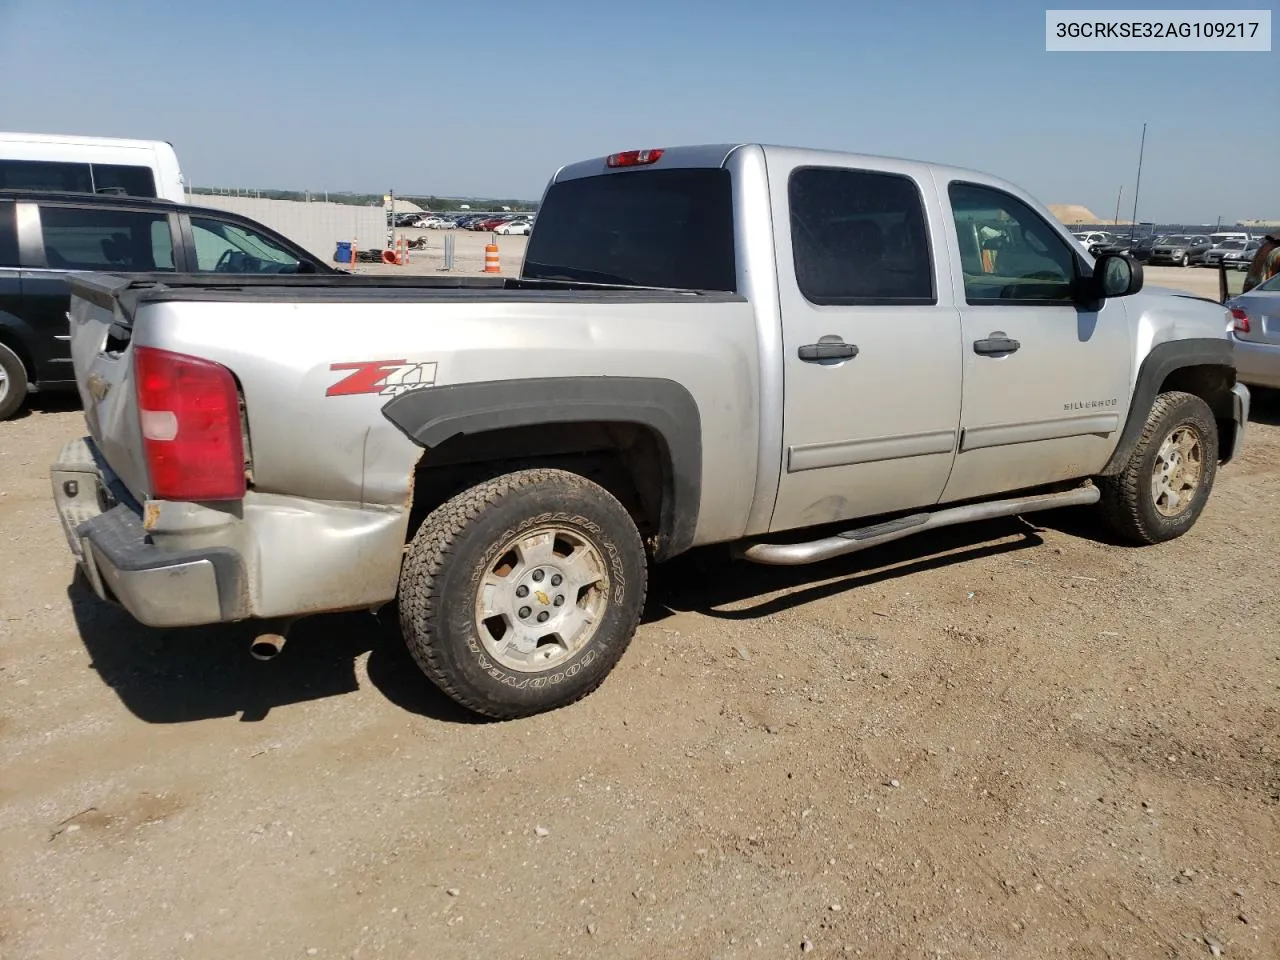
789,167 -> 935,304
948,182 -> 1078,304
39,206 -> 176,271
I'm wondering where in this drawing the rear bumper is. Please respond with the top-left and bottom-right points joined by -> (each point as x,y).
1233,338 -> 1280,390
51,439 -> 248,627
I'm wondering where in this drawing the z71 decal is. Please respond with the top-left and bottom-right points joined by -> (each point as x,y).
326,360 -> 438,397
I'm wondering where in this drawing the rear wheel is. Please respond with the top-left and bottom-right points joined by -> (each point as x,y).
398,468 -> 648,719
1098,391 -> 1218,545
0,342 -> 29,421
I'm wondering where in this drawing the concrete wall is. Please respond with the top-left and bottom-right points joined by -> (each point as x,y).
188,195 -> 388,262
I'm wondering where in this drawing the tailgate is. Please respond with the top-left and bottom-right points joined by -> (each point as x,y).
67,274 -> 151,500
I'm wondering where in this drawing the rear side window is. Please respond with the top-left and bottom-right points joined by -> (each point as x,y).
523,169 -> 736,291
91,164 -> 157,198
789,167 -> 935,305
0,159 -> 157,197
39,206 -> 176,271
0,202 -> 17,267
0,159 -> 92,193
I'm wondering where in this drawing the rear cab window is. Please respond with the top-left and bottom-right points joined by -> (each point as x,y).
523,168 -> 736,291
788,167 -> 936,304
38,205 -> 175,271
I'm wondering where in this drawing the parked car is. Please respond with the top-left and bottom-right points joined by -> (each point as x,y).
0,190 -> 332,420
1228,271 -> 1280,388
1090,233 -> 1152,260
1223,238 -> 1262,271
476,217 -> 509,232
1203,238 -> 1253,268
495,219 -> 531,236
1148,235 -> 1213,267
1124,234 -> 1159,263
1072,231 -> 1116,253
52,142 -> 1247,721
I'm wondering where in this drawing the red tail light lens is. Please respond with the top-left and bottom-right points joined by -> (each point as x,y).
606,148 -> 664,168
1230,308 -> 1251,333
133,346 -> 245,501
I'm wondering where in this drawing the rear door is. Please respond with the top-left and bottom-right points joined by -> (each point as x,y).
18,201 -> 181,387
766,156 -> 963,532
937,179 -> 1131,503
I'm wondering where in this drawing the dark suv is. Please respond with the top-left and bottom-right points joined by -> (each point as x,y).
0,192 -> 333,419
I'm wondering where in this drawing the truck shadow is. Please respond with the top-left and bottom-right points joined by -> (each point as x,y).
67,516 -> 1045,726
647,516 -> 1043,622
66,571 -> 480,725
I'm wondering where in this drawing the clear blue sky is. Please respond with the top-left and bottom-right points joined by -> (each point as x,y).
1,0 -> 1275,222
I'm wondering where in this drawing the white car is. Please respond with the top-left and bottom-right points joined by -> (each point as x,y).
495,220 -> 531,236
413,216 -> 449,229
1072,231 -> 1115,252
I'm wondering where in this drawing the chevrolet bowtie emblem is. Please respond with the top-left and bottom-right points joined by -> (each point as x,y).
535,590 -> 550,605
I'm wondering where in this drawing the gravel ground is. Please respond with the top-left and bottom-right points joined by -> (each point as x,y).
0,278 -> 1276,959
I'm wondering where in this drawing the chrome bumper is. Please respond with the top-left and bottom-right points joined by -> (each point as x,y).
50,438 -> 248,628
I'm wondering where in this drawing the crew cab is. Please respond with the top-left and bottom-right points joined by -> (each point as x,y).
0,191 -> 331,419
51,143 -> 1248,719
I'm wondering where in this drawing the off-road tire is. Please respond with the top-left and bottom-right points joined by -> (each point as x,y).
0,342 -> 29,421
1098,391 -> 1218,545
398,468 -> 647,719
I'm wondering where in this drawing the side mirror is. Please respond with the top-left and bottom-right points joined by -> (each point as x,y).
1093,253 -> 1143,299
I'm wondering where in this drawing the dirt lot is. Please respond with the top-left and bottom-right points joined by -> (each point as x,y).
1,276 -> 1276,959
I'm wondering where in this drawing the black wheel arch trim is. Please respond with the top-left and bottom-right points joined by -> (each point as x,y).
382,376 -> 702,559
1100,338 -> 1235,476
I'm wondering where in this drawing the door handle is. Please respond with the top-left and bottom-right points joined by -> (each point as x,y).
798,340 -> 859,362
973,333 -> 1021,356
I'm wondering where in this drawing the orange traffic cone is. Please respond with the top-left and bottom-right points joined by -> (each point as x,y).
484,237 -> 501,274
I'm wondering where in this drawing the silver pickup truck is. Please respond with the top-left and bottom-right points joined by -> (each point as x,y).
52,143 -> 1248,719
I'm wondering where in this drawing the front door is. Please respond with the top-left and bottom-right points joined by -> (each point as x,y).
767,158 -> 963,533
937,179 -> 1132,503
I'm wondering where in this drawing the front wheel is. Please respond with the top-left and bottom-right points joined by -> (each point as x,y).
398,469 -> 648,719
1098,391 -> 1218,545
1179,253 -> 1190,267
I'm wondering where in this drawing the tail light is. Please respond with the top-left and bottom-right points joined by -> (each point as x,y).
606,148 -> 664,168
134,346 -> 246,501
1230,308 -> 1251,334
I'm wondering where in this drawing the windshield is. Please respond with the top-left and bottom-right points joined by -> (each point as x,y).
1163,236 -> 1192,245
1216,240 -> 1245,249
1258,271 -> 1280,292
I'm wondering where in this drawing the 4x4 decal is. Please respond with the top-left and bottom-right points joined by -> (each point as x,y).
326,360 -> 438,397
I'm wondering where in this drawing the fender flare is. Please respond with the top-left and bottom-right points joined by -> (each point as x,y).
382,376 -> 702,558
1100,338 -> 1235,476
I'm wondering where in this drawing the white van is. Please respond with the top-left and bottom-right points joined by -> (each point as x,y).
0,132 -> 185,202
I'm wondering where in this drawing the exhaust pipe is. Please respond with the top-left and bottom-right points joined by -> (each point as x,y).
249,632 -> 287,661
249,618 -> 297,661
